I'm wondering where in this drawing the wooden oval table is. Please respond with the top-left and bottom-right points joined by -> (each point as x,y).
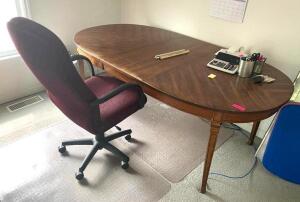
74,24 -> 293,193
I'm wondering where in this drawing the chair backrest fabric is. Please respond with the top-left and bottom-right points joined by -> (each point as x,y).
7,17 -> 99,134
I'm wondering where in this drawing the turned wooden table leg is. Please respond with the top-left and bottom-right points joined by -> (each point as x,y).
200,118 -> 221,193
78,59 -> 85,79
248,121 -> 260,145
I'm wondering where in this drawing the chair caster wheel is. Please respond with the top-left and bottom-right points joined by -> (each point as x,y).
75,171 -> 84,180
58,145 -> 66,153
121,161 -> 129,169
125,135 -> 131,141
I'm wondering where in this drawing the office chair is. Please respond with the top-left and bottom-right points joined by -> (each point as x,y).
7,17 -> 147,180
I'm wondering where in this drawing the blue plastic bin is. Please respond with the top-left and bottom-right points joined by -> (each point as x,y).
262,103 -> 300,184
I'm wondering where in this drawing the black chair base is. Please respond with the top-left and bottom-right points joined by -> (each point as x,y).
58,127 -> 132,180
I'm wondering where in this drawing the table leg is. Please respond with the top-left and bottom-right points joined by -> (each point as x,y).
248,121 -> 260,145
200,119 -> 221,193
78,60 -> 85,79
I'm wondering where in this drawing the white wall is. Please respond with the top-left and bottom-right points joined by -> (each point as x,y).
29,0 -> 121,51
0,0 -> 121,104
120,0 -> 300,138
0,55 -> 42,104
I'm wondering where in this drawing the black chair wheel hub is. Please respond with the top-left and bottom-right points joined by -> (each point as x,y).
75,171 -> 84,180
58,145 -> 66,153
125,135 -> 131,141
121,161 -> 129,169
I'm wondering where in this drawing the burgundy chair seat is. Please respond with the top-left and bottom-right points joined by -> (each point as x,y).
85,75 -> 142,131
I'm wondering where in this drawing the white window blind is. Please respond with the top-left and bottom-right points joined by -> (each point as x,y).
0,0 -> 30,57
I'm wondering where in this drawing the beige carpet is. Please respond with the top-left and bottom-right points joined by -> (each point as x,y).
0,121 -> 170,202
159,134 -> 300,202
116,97 -> 233,182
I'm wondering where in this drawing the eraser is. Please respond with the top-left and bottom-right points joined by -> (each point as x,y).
208,74 -> 216,79
232,103 -> 246,112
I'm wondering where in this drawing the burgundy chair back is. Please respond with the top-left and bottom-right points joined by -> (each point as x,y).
7,17 -> 99,134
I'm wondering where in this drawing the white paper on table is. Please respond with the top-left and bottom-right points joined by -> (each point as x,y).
209,0 -> 248,23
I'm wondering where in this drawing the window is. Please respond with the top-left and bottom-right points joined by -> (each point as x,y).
0,0 -> 30,57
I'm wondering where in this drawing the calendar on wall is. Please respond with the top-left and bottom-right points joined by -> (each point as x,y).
209,0 -> 248,23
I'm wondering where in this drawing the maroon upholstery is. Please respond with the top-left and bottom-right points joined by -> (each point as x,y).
85,75 -> 142,131
7,17 -> 146,134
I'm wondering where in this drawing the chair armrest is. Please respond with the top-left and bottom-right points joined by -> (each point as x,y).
71,54 -> 95,76
90,83 -> 144,107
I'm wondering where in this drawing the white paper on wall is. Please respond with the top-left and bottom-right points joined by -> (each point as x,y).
209,0 -> 248,23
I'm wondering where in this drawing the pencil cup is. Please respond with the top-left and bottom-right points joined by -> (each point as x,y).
253,59 -> 266,75
238,60 -> 254,78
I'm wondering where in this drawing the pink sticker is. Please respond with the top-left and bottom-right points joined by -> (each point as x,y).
232,103 -> 246,112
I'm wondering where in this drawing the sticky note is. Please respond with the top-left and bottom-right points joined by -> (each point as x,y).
232,103 -> 246,112
208,74 -> 216,79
